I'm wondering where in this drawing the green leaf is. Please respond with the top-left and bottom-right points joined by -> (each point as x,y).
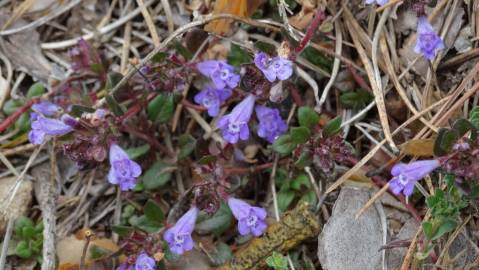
22,226 -> 36,239
228,44 -> 251,67
340,89 -> 373,110
290,127 -> 310,144
294,150 -> 312,169
290,174 -> 310,191
173,41 -> 193,60
254,41 -> 276,55
15,113 -> 30,132
277,190 -> 295,212
15,216 -> 34,237
126,144 -> 150,160
431,219 -> 457,240
300,190 -> 318,206
144,200 -> 164,223
3,99 -> 23,116
105,95 -> 124,116
208,242 -> 233,266
151,52 -> 168,63
197,155 -> 217,165
265,251 -> 288,270
195,203 -> 232,235
26,83 -> 46,99
322,116 -> 342,137
452,118 -> 477,138
142,161 -> 174,190
111,225 -> 134,237
300,46 -> 333,71
34,222 -> 44,234
422,221 -> 433,240
469,184 -> 479,199
129,215 -> 162,233
434,129 -> 459,156
15,241 -> 33,259
298,106 -> 319,129
272,134 -> 297,155
70,104 -> 95,117
147,94 -> 175,123
89,245 -> 112,260
105,72 -> 124,90
177,134 -> 196,160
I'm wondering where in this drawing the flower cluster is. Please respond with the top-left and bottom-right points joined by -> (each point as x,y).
197,60 -> 240,89
108,144 -> 142,191
28,101 -> 73,145
439,140 -> 479,183
414,16 -> 445,60
388,159 -> 440,198
255,105 -> 288,143
163,198 -> 267,255
254,52 -> 293,83
312,134 -> 353,173
218,95 -> 256,144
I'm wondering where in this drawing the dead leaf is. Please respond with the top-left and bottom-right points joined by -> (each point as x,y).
398,138 -> 435,157
204,0 -> 264,34
289,8 -> 315,30
57,233 -> 122,270
0,11 -> 52,82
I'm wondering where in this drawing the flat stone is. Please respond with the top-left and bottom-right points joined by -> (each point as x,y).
318,186 -> 384,270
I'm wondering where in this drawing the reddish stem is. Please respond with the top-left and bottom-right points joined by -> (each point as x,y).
0,99 -> 36,133
348,64 -> 372,92
293,8 -> 325,56
181,100 -> 206,111
223,159 -> 287,176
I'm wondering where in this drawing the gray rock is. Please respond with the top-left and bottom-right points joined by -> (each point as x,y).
318,186 -> 384,270
387,218 -> 420,270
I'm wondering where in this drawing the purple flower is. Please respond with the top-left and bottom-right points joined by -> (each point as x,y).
414,16 -> 445,60
227,197 -> 267,236
28,113 -> 73,145
197,60 -> 240,89
32,101 -> 60,116
164,207 -> 198,255
255,106 -> 288,143
194,86 -> 232,117
254,52 -> 293,82
389,159 -> 440,198
134,252 -> 156,270
217,95 -> 256,144
61,114 -> 80,128
365,0 -> 388,6
108,144 -> 142,191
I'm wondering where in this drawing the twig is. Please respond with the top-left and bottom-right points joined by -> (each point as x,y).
0,219 -> 14,270
370,6 -> 396,150
318,18 -> 342,112
41,0 -> 156,49
136,0 -> 161,47
79,230 -> 94,270
160,0 -> 175,34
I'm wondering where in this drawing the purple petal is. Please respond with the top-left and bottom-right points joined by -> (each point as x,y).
170,245 -> 185,255
274,58 -> 293,81
182,235 -> 194,251
109,144 -> 129,163
403,181 -> 416,197
32,101 -> 60,116
251,207 -> 267,219
237,220 -> 251,236
172,207 -> 199,235
194,90 -> 207,105
417,16 -> 435,34
226,73 -> 240,89
217,88 -> 232,101
197,60 -> 220,76
391,163 -> 407,177
251,220 -> 267,236
239,124 -> 249,140
229,95 -> 256,123
207,105 -> 220,117
389,178 -> 403,195
401,159 -> 440,182
223,131 -> 239,144
37,117 -> 73,136
28,129 -> 45,145
107,169 -> 119,184
119,177 -> 136,191
263,68 -> 277,82
254,52 -> 269,71
227,197 -> 251,219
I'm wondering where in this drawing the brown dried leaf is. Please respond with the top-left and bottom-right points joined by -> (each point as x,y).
398,138 -> 435,157
204,0 -> 263,34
